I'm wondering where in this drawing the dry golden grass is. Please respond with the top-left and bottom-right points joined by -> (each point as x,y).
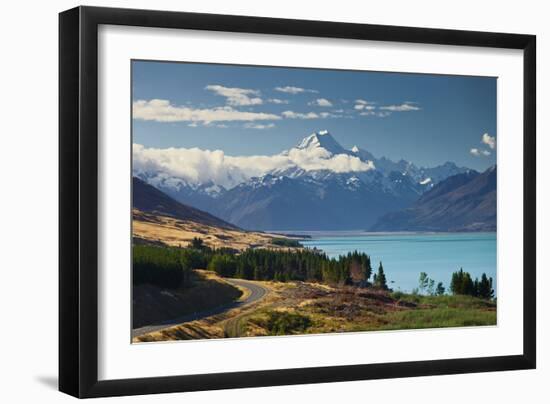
133,209 -> 298,251
134,319 -> 225,342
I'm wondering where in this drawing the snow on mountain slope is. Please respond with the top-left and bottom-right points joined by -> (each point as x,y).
295,130 -> 348,155
133,130 -> 374,192
133,130 -> 473,229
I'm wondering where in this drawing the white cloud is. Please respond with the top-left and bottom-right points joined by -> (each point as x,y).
281,110 -> 319,119
274,86 -> 319,94
190,122 -> 227,128
205,84 -> 263,106
244,123 -> 276,130
281,110 -> 340,119
284,147 -> 374,173
267,98 -> 289,104
133,99 -> 280,123
379,102 -> 421,112
319,112 -> 343,118
309,98 -> 333,107
470,148 -> 491,157
352,99 -> 419,115
360,111 -> 391,118
470,133 -> 495,157
354,104 -> 376,111
133,143 -> 374,189
133,144 -> 248,188
482,133 -> 496,149
353,100 -> 376,111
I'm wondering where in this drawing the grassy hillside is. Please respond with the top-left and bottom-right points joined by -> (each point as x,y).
133,177 -> 238,229
133,209 -> 300,251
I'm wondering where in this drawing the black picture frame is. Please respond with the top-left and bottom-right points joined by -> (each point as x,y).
59,5 -> 536,398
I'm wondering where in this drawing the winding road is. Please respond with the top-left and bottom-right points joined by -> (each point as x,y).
132,278 -> 269,338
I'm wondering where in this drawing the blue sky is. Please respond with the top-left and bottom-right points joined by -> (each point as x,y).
132,60 -> 496,171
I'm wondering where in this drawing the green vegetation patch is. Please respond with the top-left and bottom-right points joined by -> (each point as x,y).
271,237 -> 303,248
450,268 -> 495,299
391,291 -> 495,309
133,244 -> 210,289
279,290 -> 496,335
143,239 -> 376,289
253,310 -> 313,335
133,244 -> 191,289
380,306 -> 496,330
417,294 -> 496,309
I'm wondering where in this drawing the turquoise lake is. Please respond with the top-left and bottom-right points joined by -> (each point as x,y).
300,232 -> 497,294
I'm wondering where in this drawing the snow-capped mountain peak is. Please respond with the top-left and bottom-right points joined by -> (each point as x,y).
296,130 -> 346,155
133,130 -> 472,214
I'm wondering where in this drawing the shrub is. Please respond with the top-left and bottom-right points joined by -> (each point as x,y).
391,290 -> 405,300
265,311 -> 312,335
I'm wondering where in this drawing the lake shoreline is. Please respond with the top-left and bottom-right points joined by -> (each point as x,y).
268,230 -> 496,239
299,232 -> 497,294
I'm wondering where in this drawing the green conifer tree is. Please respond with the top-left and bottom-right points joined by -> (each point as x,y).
374,262 -> 388,290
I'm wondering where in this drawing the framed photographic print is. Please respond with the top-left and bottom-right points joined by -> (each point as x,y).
59,6 -> 536,398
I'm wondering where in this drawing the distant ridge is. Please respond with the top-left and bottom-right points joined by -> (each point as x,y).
134,130 -> 473,231
132,177 -> 239,230
370,166 -> 496,232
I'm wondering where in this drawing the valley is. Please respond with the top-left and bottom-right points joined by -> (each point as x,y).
134,130 -> 483,231
132,177 -> 301,250
131,130 -> 498,343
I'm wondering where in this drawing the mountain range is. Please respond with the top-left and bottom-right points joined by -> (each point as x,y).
371,166 -> 496,232
132,177 -> 237,230
132,176 -> 305,251
134,130 -> 490,231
